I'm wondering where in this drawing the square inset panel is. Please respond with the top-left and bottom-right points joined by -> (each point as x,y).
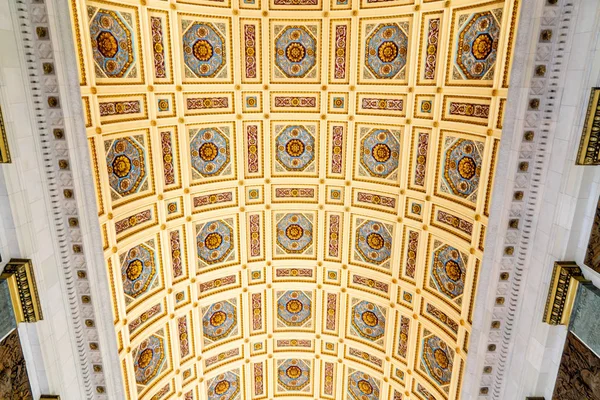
156,94 -> 176,118
271,121 -> 319,177
102,129 -> 154,207
435,130 -> 486,208
187,122 -> 236,185
205,368 -> 242,399
328,93 -> 348,114
241,91 -> 263,113
414,95 -> 435,120
179,14 -> 233,83
326,186 -> 345,205
270,20 -> 322,84
359,15 -> 412,84
351,215 -> 395,271
195,217 -> 239,271
201,297 -> 240,348
446,4 -> 504,87
132,328 -> 170,392
119,237 -> 164,309
353,123 -> 403,187
87,3 -> 144,85
346,369 -> 382,400
405,197 -> 425,222
273,212 -> 316,259
246,185 -> 264,205
425,236 -> 469,311
275,290 -> 315,331
276,359 -> 313,395
346,297 -> 388,350
331,0 -> 351,10
418,328 -> 456,394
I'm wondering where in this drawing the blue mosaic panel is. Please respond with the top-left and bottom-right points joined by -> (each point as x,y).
276,213 -> 313,254
347,369 -> 381,400
206,369 -> 241,400
365,23 -> 408,79
196,220 -> 234,266
190,127 -> 231,178
182,22 -> 226,78
350,300 -> 386,342
120,241 -> 158,300
455,11 -> 501,80
277,291 -> 312,328
277,359 -> 311,392
440,137 -> 484,203
421,334 -> 454,386
89,8 -> 136,78
431,242 -> 467,300
105,135 -> 148,199
202,299 -> 238,344
355,219 -> 393,266
275,126 -> 315,172
360,129 -> 400,179
133,332 -> 166,385
274,26 -> 317,78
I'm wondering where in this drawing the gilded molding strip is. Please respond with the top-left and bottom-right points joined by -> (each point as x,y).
576,87 -> 600,165
543,261 -> 589,325
0,105 -> 11,163
0,259 -> 43,323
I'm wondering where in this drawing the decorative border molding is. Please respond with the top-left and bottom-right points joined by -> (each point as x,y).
12,0 -> 122,397
0,105 -> 10,163
543,262 -> 588,326
576,87 -> 600,165
1,259 -> 43,323
466,0 -> 577,398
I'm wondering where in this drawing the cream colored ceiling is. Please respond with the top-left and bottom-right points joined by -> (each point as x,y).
69,0 -> 518,398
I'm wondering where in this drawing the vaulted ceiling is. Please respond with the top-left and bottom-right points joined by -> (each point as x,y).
68,0 -> 518,398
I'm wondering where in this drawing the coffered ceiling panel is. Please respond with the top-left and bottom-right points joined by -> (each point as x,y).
69,0 -> 519,398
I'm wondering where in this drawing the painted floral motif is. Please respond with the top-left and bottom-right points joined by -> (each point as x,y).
421,334 -> 454,386
456,11 -> 501,80
276,213 -> 313,254
440,137 -> 484,203
360,129 -> 400,179
189,127 -> 231,178
356,219 -> 392,266
277,290 -> 312,328
424,18 -> 440,80
347,369 -> 381,400
133,333 -> 166,385
277,359 -> 311,392
89,8 -> 136,78
196,220 -> 234,266
274,26 -> 317,78
120,242 -> 157,299
275,125 -> 315,172
351,300 -> 386,342
201,299 -> 238,344
182,22 -> 226,78
150,16 -> 166,79
206,369 -> 240,400
365,23 -> 408,79
105,135 -> 148,198
431,242 -> 467,300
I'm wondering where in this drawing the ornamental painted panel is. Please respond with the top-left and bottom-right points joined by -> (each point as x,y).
354,124 -> 402,186
183,92 -> 234,115
436,131 -> 485,208
205,369 -> 241,400
327,122 -> 347,179
276,290 -> 314,331
195,218 -> 237,270
97,94 -> 147,125
270,20 -> 321,83
417,12 -> 442,85
352,216 -> 394,270
179,15 -> 232,83
133,329 -> 169,391
276,359 -> 312,394
243,121 -> 263,179
103,130 -> 154,206
87,3 -> 143,84
246,212 -> 264,262
442,95 -> 492,126
427,238 -> 469,310
321,361 -> 336,399
201,298 -> 239,348
347,369 -> 381,400
159,126 -> 181,191
325,212 -> 343,262
272,122 -> 318,177
240,19 -> 261,83
419,330 -> 455,391
119,238 -> 161,307
408,127 -> 431,192
147,9 -> 173,84
167,226 -> 187,282
356,93 -> 407,117
348,298 -> 387,349
270,92 -> 320,113
329,19 -> 351,84
188,123 -> 236,184
274,212 -> 316,258
447,5 -> 503,86
359,16 -> 411,84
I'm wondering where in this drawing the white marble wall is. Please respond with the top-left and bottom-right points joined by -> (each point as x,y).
502,0 -> 600,398
0,0 -> 88,398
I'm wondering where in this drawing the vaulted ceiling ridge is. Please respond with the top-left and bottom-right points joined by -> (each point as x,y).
68,0 -> 519,398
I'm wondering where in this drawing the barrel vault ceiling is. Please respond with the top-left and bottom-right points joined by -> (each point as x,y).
68,0 -> 518,398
